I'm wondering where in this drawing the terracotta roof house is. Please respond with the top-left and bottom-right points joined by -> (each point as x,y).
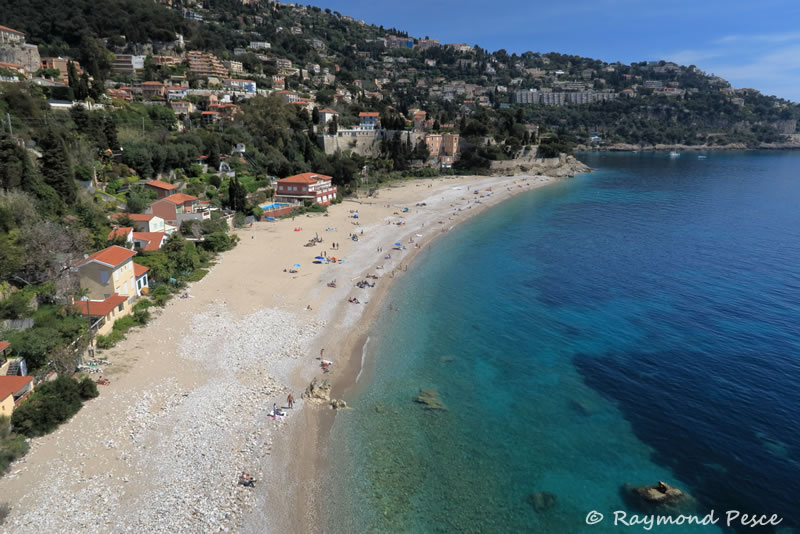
359,112 -> 380,130
0,375 -> 34,417
75,245 -> 140,336
141,81 -> 166,99
107,227 -> 134,247
144,179 -> 178,199
132,231 -> 167,252
318,108 -> 338,124
275,173 -> 338,206
147,193 -> 208,227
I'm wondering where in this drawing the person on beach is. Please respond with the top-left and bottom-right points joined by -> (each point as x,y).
239,472 -> 255,487
320,348 -> 325,359
272,403 -> 278,416
288,393 -> 294,409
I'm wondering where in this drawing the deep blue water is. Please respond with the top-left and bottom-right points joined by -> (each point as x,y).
325,152 -> 800,533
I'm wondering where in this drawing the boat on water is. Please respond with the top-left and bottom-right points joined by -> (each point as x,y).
669,151 -> 680,157
698,155 -> 707,159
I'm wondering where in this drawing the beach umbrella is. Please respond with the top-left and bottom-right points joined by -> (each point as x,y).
394,242 -> 402,246
294,264 -> 301,267
315,256 -> 325,260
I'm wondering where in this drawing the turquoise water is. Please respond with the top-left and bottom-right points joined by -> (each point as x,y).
325,152 -> 800,533
259,202 -> 289,210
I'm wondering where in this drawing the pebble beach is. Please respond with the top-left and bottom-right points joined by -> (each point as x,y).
0,169 -> 581,533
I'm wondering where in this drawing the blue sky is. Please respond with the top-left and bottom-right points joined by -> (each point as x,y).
311,0 -> 800,102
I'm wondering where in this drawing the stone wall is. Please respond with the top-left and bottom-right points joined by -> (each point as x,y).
318,129 -> 424,157
0,43 -> 41,73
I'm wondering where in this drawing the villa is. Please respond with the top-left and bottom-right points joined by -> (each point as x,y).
0,375 -> 34,417
74,245 -> 149,336
274,173 -> 338,206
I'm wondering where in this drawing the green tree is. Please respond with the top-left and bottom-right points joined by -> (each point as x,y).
126,185 -> 150,214
38,129 -> 75,206
207,142 -> 220,171
328,116 -> 338,135
67,60 -> 79,92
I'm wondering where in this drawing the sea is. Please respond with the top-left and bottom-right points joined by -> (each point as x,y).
323,152 -> 800,534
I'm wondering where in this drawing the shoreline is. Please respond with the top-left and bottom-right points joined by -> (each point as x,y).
266,174 -> 571,533
0,171 -> 581,534
575,143 -> 800,152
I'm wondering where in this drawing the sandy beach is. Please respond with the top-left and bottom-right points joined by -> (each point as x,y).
0,172 -> 573,534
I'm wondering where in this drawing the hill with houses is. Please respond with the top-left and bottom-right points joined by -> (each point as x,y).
0,0 -> 800,436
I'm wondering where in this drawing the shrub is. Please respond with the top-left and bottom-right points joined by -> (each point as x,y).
201,232 -> 237,253
77,377 -> 99,400
11,376 -> 90,437
150,285 -> 172,307
0,415 -> 29,475
7,327 -> 63,370
181,268 -> 208,283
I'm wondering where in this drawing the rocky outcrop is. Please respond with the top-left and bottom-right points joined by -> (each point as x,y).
301,377 -> 331,404
489,153 -> 590,177
413,388 -> 447,410
627,481 -> 692,509
527,491 -> 557,513
330,399 -> 348,409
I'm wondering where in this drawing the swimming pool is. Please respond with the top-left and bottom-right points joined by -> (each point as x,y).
259,202 -> 290,210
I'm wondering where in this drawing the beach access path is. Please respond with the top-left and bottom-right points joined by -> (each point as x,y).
0,174 -> 558,534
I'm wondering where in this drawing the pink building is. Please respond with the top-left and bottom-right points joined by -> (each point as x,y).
275,173 -> 338,206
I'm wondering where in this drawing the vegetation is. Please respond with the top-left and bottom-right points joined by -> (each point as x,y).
0,416 -> 29,475
11,376 -> 98,437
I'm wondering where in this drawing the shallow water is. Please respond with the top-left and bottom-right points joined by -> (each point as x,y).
324,152 -> 800,533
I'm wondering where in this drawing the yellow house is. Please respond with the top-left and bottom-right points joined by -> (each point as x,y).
0,375 -> 34,417
75,245 -> 142,336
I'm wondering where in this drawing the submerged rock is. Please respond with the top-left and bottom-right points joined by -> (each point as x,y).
569,399 -> 593,417
301,377 -> 331,403
330,399 -> 347,409
413,388 -> 447,410
439,355 -> 456,364
628,481 -> 691,509
526,491 -> 557,513
374,404 -> 384,413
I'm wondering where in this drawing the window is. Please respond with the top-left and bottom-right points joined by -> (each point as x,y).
118,304 -> 124,312
113,270 -> 119,281
101,271 -> 110,284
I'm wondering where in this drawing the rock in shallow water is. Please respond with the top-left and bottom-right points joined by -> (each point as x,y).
413,388 -> 447,410
628,481 -> 692,509
526,491 -> 557,513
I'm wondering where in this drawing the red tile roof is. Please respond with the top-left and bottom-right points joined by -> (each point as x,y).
0,376 -> 33,402
78,246 -> 137,268
145,179 -> 178,191
75,294 -> 127,317
161,193 -> 198,205
133,263 -> 150,277
359,112 -> 379,117
0,341 -> 10,352
0,25 -> 24,35
318,108 -> 338,114
132,232 -> 166,252
279,172 -> 332,184
107,227 -> 133,241
142,81 -> 164,86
